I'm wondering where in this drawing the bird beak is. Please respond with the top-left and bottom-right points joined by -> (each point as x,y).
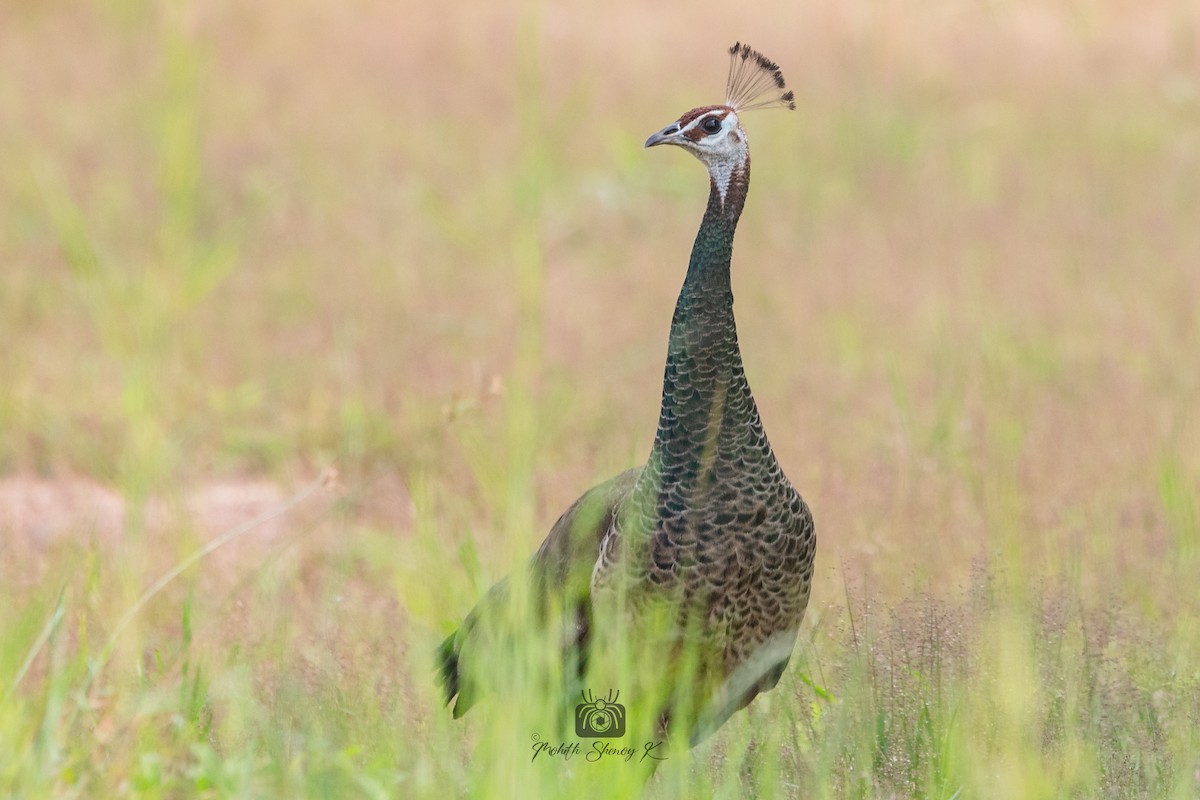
644,123 -> 681,149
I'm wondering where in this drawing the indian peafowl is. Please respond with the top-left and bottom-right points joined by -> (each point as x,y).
438,43 -> 816,746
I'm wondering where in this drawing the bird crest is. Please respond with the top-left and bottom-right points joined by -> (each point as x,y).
725,42 -> 796,112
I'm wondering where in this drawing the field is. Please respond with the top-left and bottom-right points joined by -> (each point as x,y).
2,0 -> 1199,797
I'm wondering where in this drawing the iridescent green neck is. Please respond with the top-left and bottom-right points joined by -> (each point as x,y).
648,161 -> 753,488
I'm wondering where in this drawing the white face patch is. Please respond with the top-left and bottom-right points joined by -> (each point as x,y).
680,111 -> 733,143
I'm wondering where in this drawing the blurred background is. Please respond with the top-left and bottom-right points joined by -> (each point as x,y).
1,0 -> 1199,796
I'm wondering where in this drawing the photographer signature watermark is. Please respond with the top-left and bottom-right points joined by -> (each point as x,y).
530,689 -> 668,764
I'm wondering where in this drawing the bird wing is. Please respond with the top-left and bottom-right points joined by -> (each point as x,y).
437,467 -> 642,717
532,466 -> 641,597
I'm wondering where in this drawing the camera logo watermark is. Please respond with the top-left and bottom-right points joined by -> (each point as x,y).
575,689 -> 625,738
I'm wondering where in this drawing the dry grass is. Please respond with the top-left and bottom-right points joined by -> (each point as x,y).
1,0 -> 1199,797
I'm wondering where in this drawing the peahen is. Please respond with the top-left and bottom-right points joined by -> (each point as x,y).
438,43 -> 816,746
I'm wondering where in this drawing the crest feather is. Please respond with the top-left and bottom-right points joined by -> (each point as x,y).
725,42 -> 796,112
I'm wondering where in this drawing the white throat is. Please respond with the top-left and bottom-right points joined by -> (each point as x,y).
710,160 -> 736,205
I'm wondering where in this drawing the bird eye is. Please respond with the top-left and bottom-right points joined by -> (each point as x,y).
701,117 -> 722,134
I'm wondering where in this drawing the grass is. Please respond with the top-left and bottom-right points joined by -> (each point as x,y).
2,0 -> 1200,796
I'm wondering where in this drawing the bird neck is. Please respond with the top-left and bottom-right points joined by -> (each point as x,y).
684,156 -> 749,288
645,157 -> 757,491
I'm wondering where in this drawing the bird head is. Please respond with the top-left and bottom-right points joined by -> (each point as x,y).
643,105 -> 748,168
644,44 -> 794,204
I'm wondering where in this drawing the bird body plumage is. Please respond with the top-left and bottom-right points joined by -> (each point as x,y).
437,43 -> 815,746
